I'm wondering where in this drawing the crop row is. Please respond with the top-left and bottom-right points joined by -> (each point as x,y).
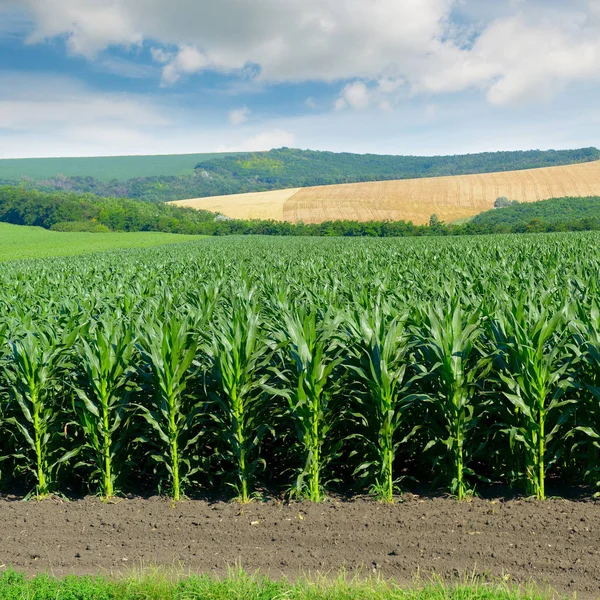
1,234 -> 600,502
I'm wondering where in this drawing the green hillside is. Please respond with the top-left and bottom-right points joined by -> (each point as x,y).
2,147 -> 598,203
0,222 -> 205,261
0,152 -> 239,182
463,196 -> 600,233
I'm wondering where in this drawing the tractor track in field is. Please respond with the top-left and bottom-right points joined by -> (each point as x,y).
0,495 -> 599,597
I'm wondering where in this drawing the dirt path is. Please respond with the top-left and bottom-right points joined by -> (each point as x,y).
0,496 -> 598,598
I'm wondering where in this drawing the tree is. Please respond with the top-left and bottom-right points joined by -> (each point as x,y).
429,214 -> 440,228
494,196 -> 512,208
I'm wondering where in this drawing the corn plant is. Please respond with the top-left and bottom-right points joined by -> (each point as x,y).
208,292 -> 271,502
416,302 -> 488,500
566,300 -> 600,487
271,306 -> 344,501
72,314 -> 136,498
344,301 -> 418,501
491,297 -> 572,499
4,326 -> 76,497
136,309 -> 201,501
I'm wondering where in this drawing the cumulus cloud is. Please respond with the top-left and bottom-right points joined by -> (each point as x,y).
335,81 -> 371,110
3,0 -> 600,106
229,106 -> 250,125
159,45 -> 210,85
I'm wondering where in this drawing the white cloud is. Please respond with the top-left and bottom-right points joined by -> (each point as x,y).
305,97 -> 317,109
159,45 -> 210,85
0,72 -> 170,157
336,81 -> 371,110
229,106 -> 250,125
217,129 -> 295,152
2,0 -> 600,112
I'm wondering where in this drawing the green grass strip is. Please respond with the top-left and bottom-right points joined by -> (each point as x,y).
0,222 -> 205,261
0,569 -> 559,600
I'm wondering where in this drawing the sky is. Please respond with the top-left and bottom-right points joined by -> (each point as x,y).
1,0 -> 600,158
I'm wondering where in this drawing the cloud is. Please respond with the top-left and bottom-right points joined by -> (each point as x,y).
3,0 -> 600,108
305,97 -> 317,109
229,106 -> 250,125
0,71 -> 170,157
336,81 -> 371,110
159,45 -> 210,85
218,129 -> 295,152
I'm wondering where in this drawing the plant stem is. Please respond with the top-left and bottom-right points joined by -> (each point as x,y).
168,393 -> 180,501
102,396 -> 113,499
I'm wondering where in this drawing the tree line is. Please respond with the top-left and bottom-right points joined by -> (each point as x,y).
2,147 -> 598,203
2,185 -> 600,238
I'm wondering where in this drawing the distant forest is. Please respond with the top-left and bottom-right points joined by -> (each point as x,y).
2,147 -> 598,203
2,186 -> 600,238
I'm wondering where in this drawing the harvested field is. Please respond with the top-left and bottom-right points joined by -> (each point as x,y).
170,160 -> 600,224
172,188 -> 301,221
1,496 -> 599,598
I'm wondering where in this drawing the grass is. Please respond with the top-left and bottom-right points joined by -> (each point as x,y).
0,569 -> 559,600
0,152 -> 240,182
0,222 -> 204,261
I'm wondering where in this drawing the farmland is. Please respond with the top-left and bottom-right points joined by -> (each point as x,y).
2,233 -> 600,596
0,152 -> 239,182
171,159 -> 600,224
0,222 -> 205,261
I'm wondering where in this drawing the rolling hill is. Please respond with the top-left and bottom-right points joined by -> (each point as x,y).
2,147 -> 597,203
0,152 -> 239,182
170,160 -> 600,225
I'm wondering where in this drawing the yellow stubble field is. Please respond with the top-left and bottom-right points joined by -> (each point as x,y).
170,160 -> 600,224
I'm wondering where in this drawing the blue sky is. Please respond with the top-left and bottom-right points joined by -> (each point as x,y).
1,0 -> 599,158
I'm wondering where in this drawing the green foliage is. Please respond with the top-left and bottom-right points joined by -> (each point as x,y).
209,290 -> 271,502
4,146 -> 598,202
0,222 -> 205,262
73,314 -> 137,498
470,196 -> 600,233
1,233 -> 600,501
0,569 -> 555,600
0,186 -> 215,233
137,306 -> 204,501
0,152 -> 239,182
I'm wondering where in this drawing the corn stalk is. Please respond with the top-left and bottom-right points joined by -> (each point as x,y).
492,297 -> 572,499
272,306 -> 343,501
4,326 -> 76,497
344,302 -> 418,501
209,292 -> 270,502
417,302 -> 487,500
73,315 -> 136,498
137,310 -> 200,501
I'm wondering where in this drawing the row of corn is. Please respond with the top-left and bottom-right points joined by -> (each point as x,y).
1,234 -> 599,501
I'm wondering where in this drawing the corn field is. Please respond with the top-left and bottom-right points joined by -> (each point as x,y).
1,233 -> 600,502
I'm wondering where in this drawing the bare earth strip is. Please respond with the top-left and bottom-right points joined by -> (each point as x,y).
169,161 -> 600,224
1,497 -> 599,598
171,188 -> 301,221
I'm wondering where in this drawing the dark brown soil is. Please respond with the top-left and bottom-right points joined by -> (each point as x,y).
0,495 -> 599,598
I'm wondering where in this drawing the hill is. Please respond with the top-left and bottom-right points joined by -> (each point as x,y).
0,222 -> 205,262
469,196 -> 600,232
170,160 -> 600,225
0,186 -> 216,234
2,147 -> 598,203
0,152 -> 239,182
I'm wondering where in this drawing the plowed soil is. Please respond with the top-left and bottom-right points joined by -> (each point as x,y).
1,496 -> 599,598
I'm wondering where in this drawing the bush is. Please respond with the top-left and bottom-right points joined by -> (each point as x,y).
50,221 -> 111,233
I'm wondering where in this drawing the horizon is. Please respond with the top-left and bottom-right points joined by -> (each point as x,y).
2,1 -> 600,159
1,145 -> 599,162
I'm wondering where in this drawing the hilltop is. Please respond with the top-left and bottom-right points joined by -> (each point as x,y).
170,159 -> 600,225
1,147 -> 597,203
